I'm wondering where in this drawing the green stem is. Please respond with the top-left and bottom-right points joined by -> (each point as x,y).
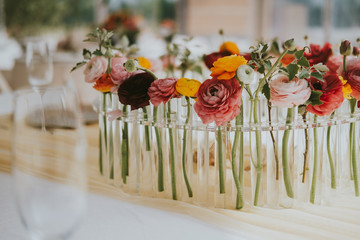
153,107 -> 164,192
167,102 -> 177,200
99,129 -> 103,175
343,55 -> 347,73
327,112 -> 336,189
143,107 -> 151,151
182,97 -> 193,197
349,99 -> 359,196
238,105 -> 244,208
282,108 -> 294,198
121,105 -> 129,184
310,115 -> 318,204
302,111 -> 309,183
218,127 -> 225,194
101,93 -> 108,176
253,97 -> 262,206
232,114 -> 243,209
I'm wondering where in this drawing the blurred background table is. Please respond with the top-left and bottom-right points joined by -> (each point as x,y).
1,114 -> 360,240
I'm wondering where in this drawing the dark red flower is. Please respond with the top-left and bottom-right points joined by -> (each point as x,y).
304,42 -> 333,66
118,72 -> 155,110
306,73 -> 344,116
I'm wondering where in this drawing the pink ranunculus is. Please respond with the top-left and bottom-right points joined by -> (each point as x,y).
111,55 -> 131,85
306,73 -> 344,116
84,56 -> 108,83
194,78 -> 242,126
270,75 -> 311,108
148,78 -> 178,107
338,58 -> 360,100
326,55 -> 343,73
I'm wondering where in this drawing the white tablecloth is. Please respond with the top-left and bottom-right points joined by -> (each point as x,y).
0,172 -> 251,240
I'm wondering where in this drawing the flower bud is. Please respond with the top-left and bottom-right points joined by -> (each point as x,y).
340,40 -> 352,56
124,59 -> 140,73
353,46 -> 359,56
236,65 -> 257,85
283,38 -> 296,51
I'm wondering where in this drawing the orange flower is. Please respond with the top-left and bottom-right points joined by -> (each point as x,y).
137,57 -> 152,69
93,74 -> 114,92
219,41 -> 240,55
210,55 -> 247,80
281,53 -> 295,66
339,76 -> 353,99
175,78 -> 202,97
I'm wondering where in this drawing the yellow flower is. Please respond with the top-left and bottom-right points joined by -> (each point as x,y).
219,41 -> 240,55
340,76 -> 353,99
175,78 -> 202,97
137,57 -> 152,69
210,55 -> 247,80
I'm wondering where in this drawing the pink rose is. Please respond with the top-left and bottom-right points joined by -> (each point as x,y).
84,56 -> 108,83
148,78 -> 178,107
270,75 -> 311,108
338,58 -> 360,100
326,55 -> 343,73
111,55 -> 131,85
194,78 -> 242,126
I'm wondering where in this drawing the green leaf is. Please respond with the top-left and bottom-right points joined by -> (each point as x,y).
261,44 -> 269,53
287,64 -> 299,81
311,71 -> 324,82
306,90 -> 323,106
257,65 -> 265,74
82,49 -> 92,59
71,61 -> 87,72
299,68 -> 310,79
295,48 -> 305,59
262,81 -> 271,100
192,65 -> 203,75
297,57 -> 310,67
93,49 -> 103,56
263,60 -> 272,70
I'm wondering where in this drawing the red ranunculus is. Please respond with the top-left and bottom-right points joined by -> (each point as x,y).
338,58 -> 360,100
118,72 -> 155,110
194,78 -> 242,126
304,42 -> 333,66
306,73 -> 344,116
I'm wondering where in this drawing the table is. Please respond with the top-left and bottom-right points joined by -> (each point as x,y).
1,114 -> 360,240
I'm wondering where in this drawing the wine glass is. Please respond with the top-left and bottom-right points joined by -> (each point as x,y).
25,37 -> 53,131
25,38 -> 53,90
12,86 -> 87,240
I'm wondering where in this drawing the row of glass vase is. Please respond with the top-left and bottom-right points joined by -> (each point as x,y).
96,92 -> 360,209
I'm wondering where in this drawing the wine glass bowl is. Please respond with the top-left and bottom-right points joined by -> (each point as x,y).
12,86 -> 87,240
25,38 -> 53,90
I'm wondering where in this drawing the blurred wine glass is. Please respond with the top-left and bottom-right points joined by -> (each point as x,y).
25,37 -> 53,131
12,86 -> 87,240
25,38 -> 53,91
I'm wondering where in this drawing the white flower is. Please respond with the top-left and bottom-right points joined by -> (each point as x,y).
236,65 -> 257,85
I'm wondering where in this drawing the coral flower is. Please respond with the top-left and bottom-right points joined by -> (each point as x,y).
270,75 -> 311,108
194,78 -> 242,126
306,73 -> 344,116
93,74 -> 115,93
210,55 -> 247,80
175,78 -> 202,97
304,42 -> 333,66
219,41 -> 240,55
148,78 -> 179,107
338,58 -> 360,100
281,53 -> 295,66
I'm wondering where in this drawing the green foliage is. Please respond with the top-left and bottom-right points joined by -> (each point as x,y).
5,0 -> 93,39
261,81 -> 271,101
306,90 -> 323,106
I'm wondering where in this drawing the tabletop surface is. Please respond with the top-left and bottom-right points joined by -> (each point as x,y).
1,114 -> 360,240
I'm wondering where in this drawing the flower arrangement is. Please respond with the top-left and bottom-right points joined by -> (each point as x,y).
73,28 -> 360,209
